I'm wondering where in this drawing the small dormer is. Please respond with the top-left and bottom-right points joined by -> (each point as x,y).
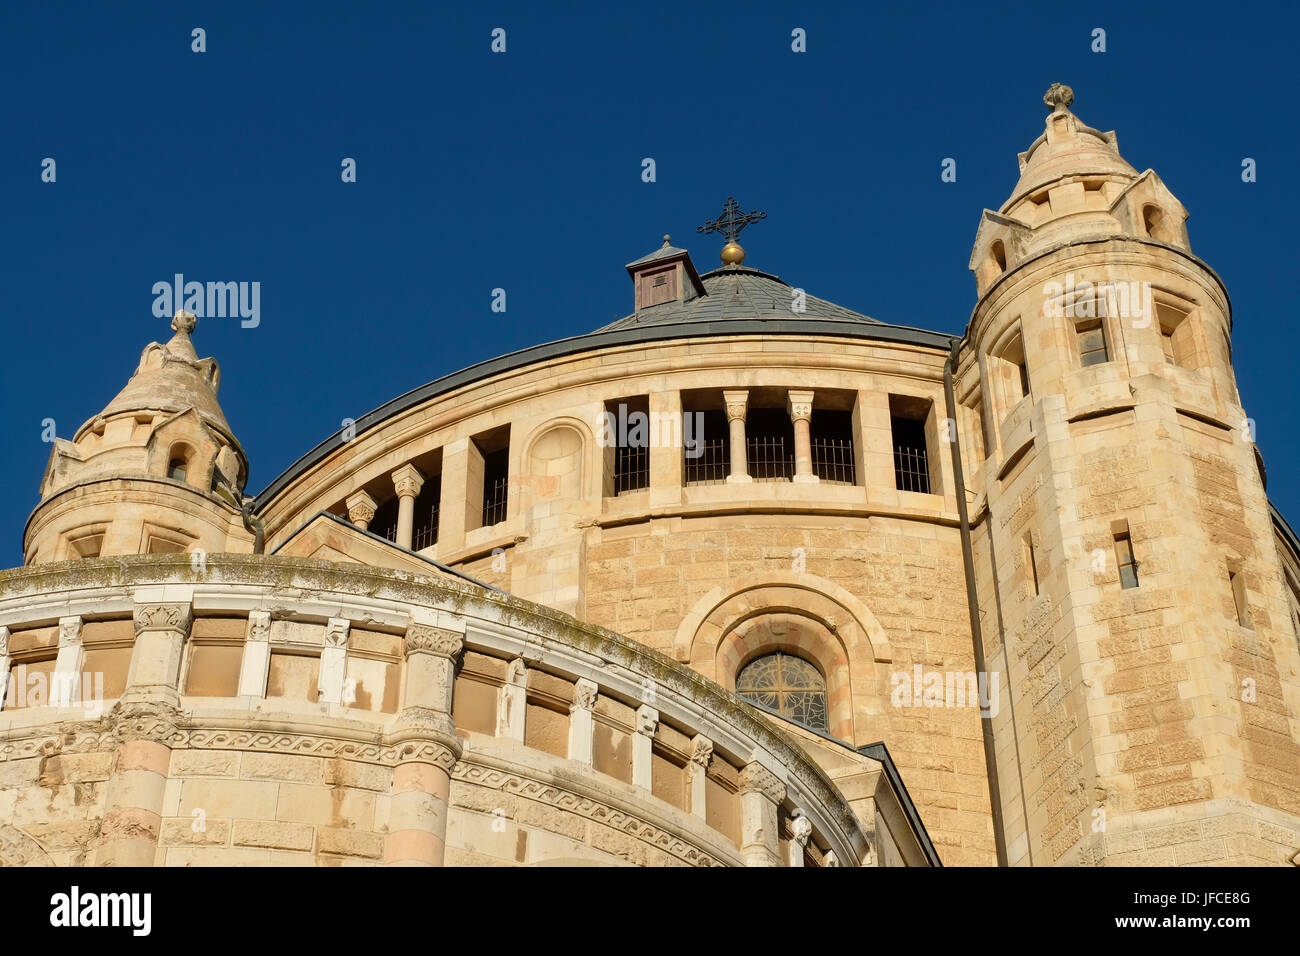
626,236 -> 706,312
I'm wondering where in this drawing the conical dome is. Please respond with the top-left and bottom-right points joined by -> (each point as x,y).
1001,83 -> 1139,216
87,310 -> 234,441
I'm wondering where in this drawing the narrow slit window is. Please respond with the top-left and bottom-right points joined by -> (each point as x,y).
1115,533 -> 1139,589
1229,568 -> 1251,627
1024,536 -> 1039,596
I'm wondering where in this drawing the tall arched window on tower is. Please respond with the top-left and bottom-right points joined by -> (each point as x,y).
735,652 -> 828,731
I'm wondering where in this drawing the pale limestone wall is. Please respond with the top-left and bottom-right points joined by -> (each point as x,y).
961,233 -> 1300,866
0,556 -> 884,867
252,336 -> 994,863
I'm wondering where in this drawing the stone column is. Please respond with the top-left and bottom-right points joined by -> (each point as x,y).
123,605 -> 190,708
688,734 -> 713,820
236,610 -> 271,698
391,464 -> 425,550
723,390 -> 752,484
738,761 -> 786,867
569,678 -> 597,765
95,602 -> 191,866
346,490 -> 378,531
0,626 -> 9,711
787,390 -> 818,484
51,616 -> 84,708
496,658 -> 527,741
633,705 -> 658,790
789,812 -> 813,867
385,623 -> 465,866
318,617 -> 349,705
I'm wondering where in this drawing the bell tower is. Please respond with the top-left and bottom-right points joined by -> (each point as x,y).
25,310 -> 254,563
957,85 -> 1300,865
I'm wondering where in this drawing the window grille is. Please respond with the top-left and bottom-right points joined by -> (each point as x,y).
811,437 -> 856,484
684,438 -> 728,485
483,476 -> 509,527
747,436 -> 793,482
613,444 -> 649,494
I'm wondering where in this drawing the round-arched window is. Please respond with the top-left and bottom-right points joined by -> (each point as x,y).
735,652 -> 828,731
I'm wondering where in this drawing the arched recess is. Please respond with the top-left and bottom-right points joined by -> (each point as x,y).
518,416 -> 600,519
674,572 -> 893,744
674,571 -> 892,665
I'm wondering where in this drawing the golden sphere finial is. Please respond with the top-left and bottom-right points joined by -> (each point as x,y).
720,241 -> 745,266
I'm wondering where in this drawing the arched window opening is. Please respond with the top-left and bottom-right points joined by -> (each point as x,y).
736,652 -> 828,731
990,239 -> 1007,274
167,459 -> 187,481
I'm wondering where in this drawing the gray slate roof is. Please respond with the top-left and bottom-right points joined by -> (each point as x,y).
596,266 -> 881,332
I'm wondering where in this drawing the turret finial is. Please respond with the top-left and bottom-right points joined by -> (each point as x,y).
171,309 -> 197,335
1044,83 -> 1074,113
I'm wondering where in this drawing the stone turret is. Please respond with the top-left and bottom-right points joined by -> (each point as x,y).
958,86 -> 1300,866
24,311 -> 254,562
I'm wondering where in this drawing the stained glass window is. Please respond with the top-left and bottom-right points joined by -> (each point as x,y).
736,652 -> 828,731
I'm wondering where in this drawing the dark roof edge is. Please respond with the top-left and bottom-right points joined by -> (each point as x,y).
253,320 -> 956,509
271,510 -> 504,593
1271,500 -> 1300,563
856,741 -> 944,867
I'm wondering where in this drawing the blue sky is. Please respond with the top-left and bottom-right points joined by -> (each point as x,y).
3,0 -> 1297,561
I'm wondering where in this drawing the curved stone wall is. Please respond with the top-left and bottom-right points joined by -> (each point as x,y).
0,555 -> 872,866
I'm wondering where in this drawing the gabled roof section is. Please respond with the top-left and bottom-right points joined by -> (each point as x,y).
272,511 -> 502,592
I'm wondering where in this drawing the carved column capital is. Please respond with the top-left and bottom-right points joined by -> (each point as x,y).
739,762 -> 786,803
246,610 -> 271,642
131,604 -> 189,636
571,677 -> 598,713
0,625 -> 8,657
345,490 -> 378,526
58,616 -> 83,645
722,389 -> 750,423
404,624 -> 464,661
636,704 -> 659,737
791,812 -> 814,846
690,734 -> 714,770
786,389 -> 815,423
324,617 -> 350,648
391,463 -> 425,500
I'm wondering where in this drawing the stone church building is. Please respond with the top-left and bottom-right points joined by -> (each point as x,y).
2,86 -> 1297,866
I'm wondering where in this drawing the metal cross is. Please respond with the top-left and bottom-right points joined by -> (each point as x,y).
697,197 -> 767,244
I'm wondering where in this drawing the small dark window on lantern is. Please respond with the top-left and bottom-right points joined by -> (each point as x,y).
735,652 -> 828,731
167,459 -> 188,482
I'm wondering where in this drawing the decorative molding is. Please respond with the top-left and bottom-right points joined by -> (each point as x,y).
324,617 -> 350,648
690,734 -> 714,769
0,626 -> 8,657
132,604 -> 189,636
504,657 -> 527,687
571,678 -> 598,712
58,616 -> 83,645
635,704 -> 659,737
246,610 -> 271,642
738,762 -> 786,804
451,761 -> 725,867
404,624 -> 463,660
791,812 -> 814,846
